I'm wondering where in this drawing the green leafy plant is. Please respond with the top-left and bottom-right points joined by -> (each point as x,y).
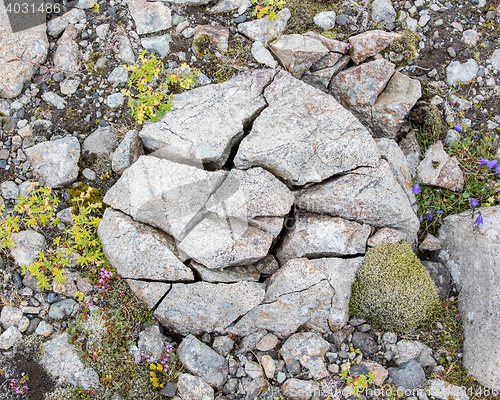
251,0 -> 286,20
90,2 -> 99,13
340,362 -> 376,399
121,52 -> 199,124
0,184 -> 108,291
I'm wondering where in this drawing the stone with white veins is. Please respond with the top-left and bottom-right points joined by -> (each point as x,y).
125,280 -> 171,310
25,137 -> 80,188
0,2 -> 49,98
276,211 -> 370,265
417,141 -> 464,191
139,69 -> 274,169
154,281 -> 265,337
296,159 -> 419,234
177,214 -> 274,269
268,34 -> 329,78
237,8 -> 291,45
103,156 -> 226,240
126,0 -> 172,35
234,70 -> 380,186
98,208 -> 194,281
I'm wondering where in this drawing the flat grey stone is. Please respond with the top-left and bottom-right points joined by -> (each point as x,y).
98,208 -> 193,281
42,91 -> 67,109
41,333 -> 100,390
103,156 -> 226,240
141,34 -> 172,57
438,206 -> 500,390
154,281 -> 265,336
177,374 -> 214,400
276,211 -> 371,264
83,126 -> 120,158
446,59 -> 479,86
111,129 -> 144,174
296,159 -> 419,234
11,230 -> 45,267
0,326 -> 22,350
177,334 -> 228,389
1,181 -> 18,199
25,137 -> 80,188
237,8 -> 291,45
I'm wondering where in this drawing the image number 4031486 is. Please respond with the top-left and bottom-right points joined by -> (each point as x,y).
3,0 -> 65,33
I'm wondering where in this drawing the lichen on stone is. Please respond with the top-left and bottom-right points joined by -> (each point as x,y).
382,29 -> 421,66
349,241 -> 441,333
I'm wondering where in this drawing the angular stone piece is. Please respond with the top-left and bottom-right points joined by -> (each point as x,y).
368,72 -> 422,138
310,52 -> 343,72
237,8 -> 291,45
83,126 -> 120,158
0,2 -> 49,98
234,70 -> 380,186
11,230 -> 45,267
349,30 -> 400,64
194,25 -> 229,53
112,129 -> 144,174
276,211 -> 371,265
177,214 -> 274,269
177,373 -> 214,400
231,257 -> 362,338
126,0 -> 172,35
420,260 -> 451,299
371,0 -> 396,25
53,24 -> 79,73
154,281 -> 265,336
296,160 -> 419,234
41,333 -> 100,390
98,208 -> 193,281
419,234 -> 441,252
446,59 -> 479,86
103,156 -> 226,240
367,227 -> 412,247
282,379 -> 320,400
0,306 -> 23,330
206,167 -> 294,219
376,138 -> 415,203
417,141 -> 464,191
0,326 -> 22,350
251,41 -> 278,68
438,206 -> 500,390
177,334 -> 228,389
141,34 -> 172,57
190,261 -> 260,283
125,280 -> 171,309
139,69 -> 274,168
268,34 -> 329,78
303,31 -> 348,53
25,137 -> 80,188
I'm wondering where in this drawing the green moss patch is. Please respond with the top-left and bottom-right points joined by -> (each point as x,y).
349,241 -> 441,333
382,29 -> 421,66
283,0 -> 338,35
409,101 -> 448,149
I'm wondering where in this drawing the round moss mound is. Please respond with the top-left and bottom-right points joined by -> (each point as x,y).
383,29 -> 421,66
349,241 -> 441,333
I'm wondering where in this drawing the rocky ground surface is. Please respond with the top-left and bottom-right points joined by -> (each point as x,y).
0,0 -> 499,399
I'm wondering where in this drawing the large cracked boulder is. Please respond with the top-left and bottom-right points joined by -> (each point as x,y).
438,207 -> 500,390
139,69 -> 274,168
0,2 -> 49,98
235,70 -> 380,185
